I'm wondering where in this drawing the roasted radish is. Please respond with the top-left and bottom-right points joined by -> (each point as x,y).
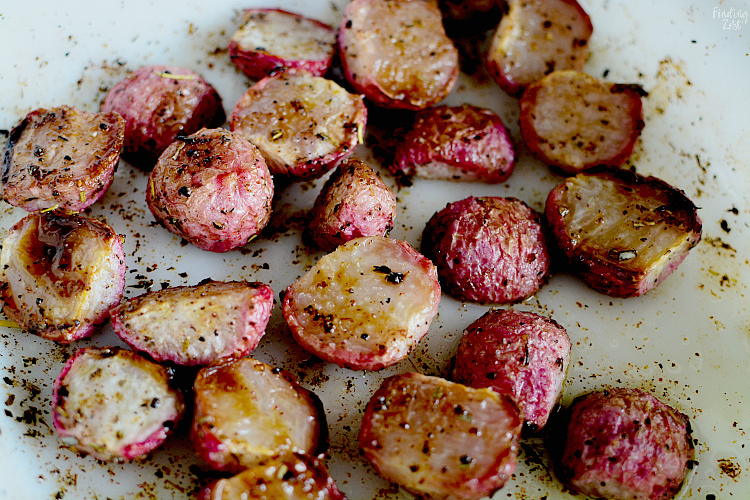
552,388 -> 693,500
0,213 -> 125,343
229,9 -> 337,80
191,357 -> 327,472
52,346 -> 185,462
146,128 -> 273,253
197,453 -> 346,500
2,105 -> 124,213
452,308 -> 570,432
338,0 -> 459,110
102,65 -> 224,168
545,167 -> 702,297
421,196 -> 550,304
391,104 -> 515,183
283,236 -> 440,371
110,280 -> 274,366
305,157 -> 396,252
230,70 -> 366,182
487,0 -> 592,97
359,372 -> 523,500
520,70 -> 645,174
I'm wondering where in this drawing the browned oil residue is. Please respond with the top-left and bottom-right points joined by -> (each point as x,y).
702,236 -> 735,253
643,57 -> 692,120
718,458 -> 741,480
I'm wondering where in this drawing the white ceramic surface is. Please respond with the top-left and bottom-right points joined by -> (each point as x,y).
0,1 -> 748,499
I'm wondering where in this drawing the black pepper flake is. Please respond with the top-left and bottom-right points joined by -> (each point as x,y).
373,265 -> 405,284
178,186 -> 192,197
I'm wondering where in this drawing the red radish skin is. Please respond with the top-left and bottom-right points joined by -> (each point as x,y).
553,388 -> 694,500
147,128 -> 273,253
452,308 -> 570,432
305,157 -> 396,252
391,104 -> 515,183
102,65 -> 224,168
421,196 -> 550,304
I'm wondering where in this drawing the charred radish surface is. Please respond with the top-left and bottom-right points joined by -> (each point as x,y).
2,105 -> 124,213
359,372 -> 523,500
110,280 -> 274,366
544,167 -> 702,297
283,236 -> 440,371
52,346 -> 185,462
0,213 -> 125,343
229,9 -> 337,80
